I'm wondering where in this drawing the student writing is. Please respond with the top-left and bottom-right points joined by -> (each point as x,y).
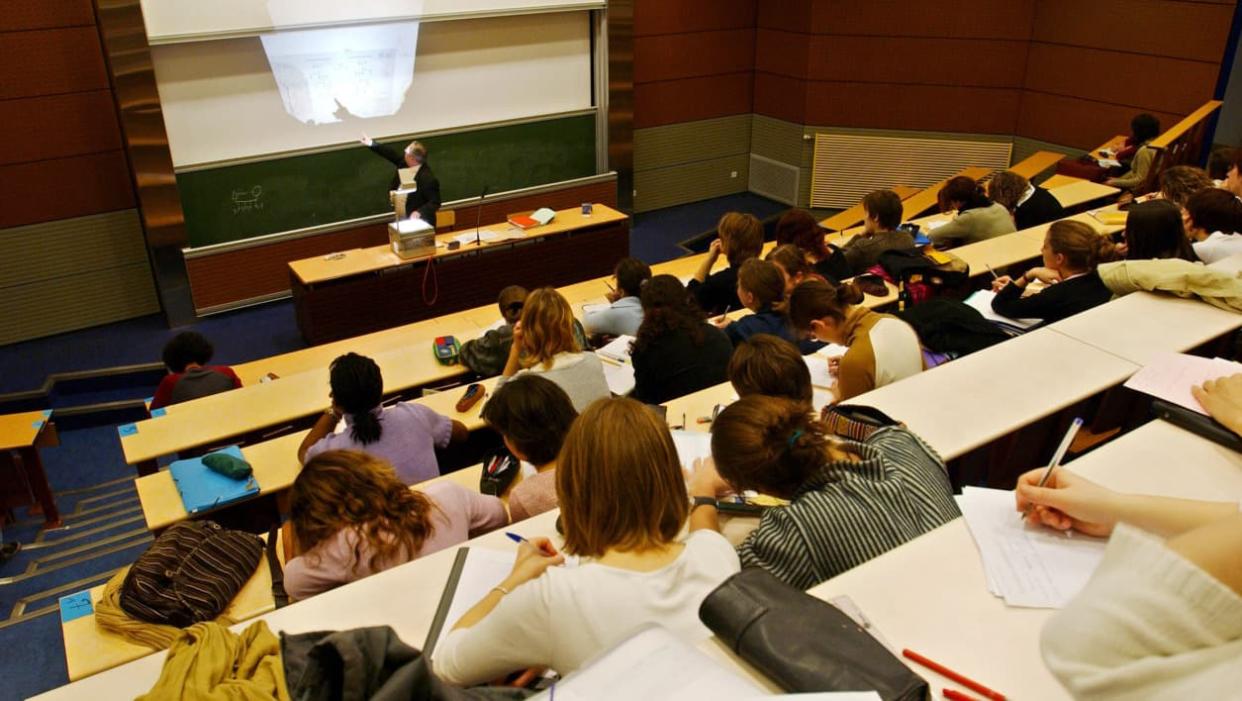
990,219 -> 1118,326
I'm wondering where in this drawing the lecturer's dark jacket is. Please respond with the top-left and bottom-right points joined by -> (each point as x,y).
367,142 -> 441,222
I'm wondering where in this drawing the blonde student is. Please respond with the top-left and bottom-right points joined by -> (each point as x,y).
433,398 -> 741,685
500,287 -> 610,412
990,219 -> 1116,326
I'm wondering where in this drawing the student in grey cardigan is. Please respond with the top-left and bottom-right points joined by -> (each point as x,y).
499,288 -> 610,413
928,175 -> 1016,248
583,257 -> 651,338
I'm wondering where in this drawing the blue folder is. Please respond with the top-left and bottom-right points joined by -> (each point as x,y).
914,232 -> 932,246
169,445 -> 260,514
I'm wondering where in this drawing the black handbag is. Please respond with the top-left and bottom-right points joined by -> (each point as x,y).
699,567 -> 930,701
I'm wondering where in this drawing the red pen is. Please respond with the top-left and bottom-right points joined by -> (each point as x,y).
903,649 -> 1006,701
944,690 -> 982,701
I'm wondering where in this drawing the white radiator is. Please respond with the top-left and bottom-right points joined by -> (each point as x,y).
749,154 -> 800,205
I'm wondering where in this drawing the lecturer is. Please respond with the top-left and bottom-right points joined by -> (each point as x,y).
360,133 -> 441,222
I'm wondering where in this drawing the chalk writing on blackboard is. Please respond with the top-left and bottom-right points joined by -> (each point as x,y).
232,186 -> 264,215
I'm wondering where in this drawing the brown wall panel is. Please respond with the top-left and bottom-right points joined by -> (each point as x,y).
805,83 -> 1022,134
1016,91 -> 1184,151
0,90 -> 122,165
756,0 -> 813,32
634,73 -> 753,129
808,0 -> 1036,40
806,36 -> 1028,87
0,0 -> 95,31
1032,0 -> 1234,64
753,72 -> 808,124
634,0 -> 755,36
0,27 -> 110,99
0,152 -> 135,229
1024,43 -> 1220,116
634,29 -> 755,83
754,29 -> 811,79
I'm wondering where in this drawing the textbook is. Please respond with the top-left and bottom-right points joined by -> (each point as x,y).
507,208 -> 556,229
424,547 -> 517,657
169,445 -> 260,515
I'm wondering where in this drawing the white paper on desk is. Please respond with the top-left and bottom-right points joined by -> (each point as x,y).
532,624 -> 763,701
747,694 -> 882,700
597,335 -> 635,364
964,290 -> 1040,332
958,487 -> 1107,608
1097,158 -> 1122,169
396,217 -> 432,234
670,430 -> 712,476
427,548 -> 516,656
1123,353 -> 1242,415
601,358 -> 636,396
924,219 -> 950,230
451,229 -> 511,245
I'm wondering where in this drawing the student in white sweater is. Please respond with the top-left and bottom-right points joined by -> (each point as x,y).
1016,374 -> 1242,700
499,287 -> 611,413
432,398 -> 741,686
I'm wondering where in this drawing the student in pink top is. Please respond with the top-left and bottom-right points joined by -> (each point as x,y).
480,374 -> 578,521
284,450 -> 508,601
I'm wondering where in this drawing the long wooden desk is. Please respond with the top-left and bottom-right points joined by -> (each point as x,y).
819,185 -> 921,232
899,167 -> 994,221
1008,150 -> 1065,180
0,409 -> 59,526
1047,179 -> 1118,209
291,204 -> 630,344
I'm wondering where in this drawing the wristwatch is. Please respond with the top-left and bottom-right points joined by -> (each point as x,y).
690,496 -> 718,511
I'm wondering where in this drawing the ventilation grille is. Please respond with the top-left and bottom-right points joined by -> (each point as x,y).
749,155 -> 800,205
810,134 -> 1012,209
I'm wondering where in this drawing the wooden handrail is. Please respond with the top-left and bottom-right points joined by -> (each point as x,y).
1150,100 -> 1222,149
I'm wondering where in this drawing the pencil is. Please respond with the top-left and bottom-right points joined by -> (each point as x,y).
902,649 -> 1006,701
984,264 -> 999,280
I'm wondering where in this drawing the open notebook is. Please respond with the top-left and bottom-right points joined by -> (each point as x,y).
964,290 -> 1040,334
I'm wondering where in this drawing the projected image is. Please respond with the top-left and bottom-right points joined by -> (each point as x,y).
260,21 -> 420,125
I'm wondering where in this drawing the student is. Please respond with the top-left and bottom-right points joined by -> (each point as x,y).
1207,146 -> 1233,184
839,189 -> 917,274
990,220 -> 1116,326
1223,148 -> 1242,198
1158,165 -> 1213,209
284,450 -> 507,601
688,395 -> 959,590
149,332 -> 242,410
774,208 -> 838,280
298,353 -> 467,485
987,171 -> 1065,231
1123,199 -> 1196,261
479,375 -> 577,522
459,285 -> 527,377
432,398 -> 742,684
688,212 -> 764,315
500,287 -> 610,413
583,257 -> 651,338
727,334 -> 813,405
788,279 -> 922,402
716,258 -> 798,347
1105,113 -> 1161,192
630,275 -> 733,405
1185,187 -> 1242,264
928,176 -> 1016,248
767,244 -> 826,298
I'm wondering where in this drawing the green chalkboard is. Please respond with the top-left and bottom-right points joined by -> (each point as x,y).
178,114 -> 598,248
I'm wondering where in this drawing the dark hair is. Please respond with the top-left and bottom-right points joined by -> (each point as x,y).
711,395 -> 833,499
718,212 -> 764,268
938,176 -> 991,213
330,353 -> 384,445
787,278 -> 865,332
1207,146 -> 1234,181
481,374 -> 577,465
986,171 -> 1030,212
1130,113 -> 1161,144
633,275 -> 707,354
728,334 -> 813,404
766,244 -> 815,279
862,190 -> 903,230
774,209 -> 828,259
1046,220 -> 1118,272
614,257 -> 652,298
162,331 -> 215,373
1186,187 -> 1242,235
1124,200 -> 1195,262
737,258 -> 786,310
497,285 -> 527,325
1158,166 -> 1213,208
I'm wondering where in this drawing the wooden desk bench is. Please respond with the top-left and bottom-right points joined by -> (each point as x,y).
819,185 -> 921,232
0,410 -> 60,527
1008,150 -> 1065,180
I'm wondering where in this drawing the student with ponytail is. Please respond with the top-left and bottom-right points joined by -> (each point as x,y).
990,219 -> 1117,325
788,278 -> 923,402
297,352 -> 468,485
688,395 -> 959,589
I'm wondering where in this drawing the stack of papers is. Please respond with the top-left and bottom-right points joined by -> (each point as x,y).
597,335 -> 634,364
450,229 -> 522,246
1124,353 -> 1242,415
596,335 -> 636,396
964,290 -> 1040,334
958,487 -> 1107,608
396,217 -> 432,234
669,430 -> 712,476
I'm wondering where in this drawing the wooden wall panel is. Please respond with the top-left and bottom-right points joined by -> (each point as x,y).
805,84 -> 1022,135
1016,92 -> 1184,151
1032,0 -> 1234,64
1024,44 -> 1221,116
806,36 -> 1028,87
634,0 -> 755,35
633,29 -> 755,83
0,152 -> 135,229
0,91 -> 122,165
753,72 -> 808,125
0,0 -> 95,31
0,27 -> 109,99
754,29 -> 810,79
756,0 -> 813,32
634,73 -> 753,129
808,0 -> 1035,39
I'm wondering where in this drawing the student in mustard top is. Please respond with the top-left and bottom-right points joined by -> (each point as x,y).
629,275 -> 733,405
990,219 -> 1117,326
715,258 -> 799,347
687,395 -> 958,590
432,398 -> 741,685
767,244 -> 826,299
1122,199 -> 1196,262
500,287 -> 610,413
1106,113 -> 1161,193
987,171 -> 1065,231
459,285 -> 527,377
149,331 -> 242,410
297,353 -> 468,485
788,279 -> 923,402
928,175 -> 1016,248
839,189 -> 917,275
479,374 -> 577,522
774,208 -> 838,281
688,212 -> 764,315
284,451 -> 507,601
727,334 -> 813,406
583,257 -> 651,338
1185,187 -> 1242,264
1158,165 -> 1213,209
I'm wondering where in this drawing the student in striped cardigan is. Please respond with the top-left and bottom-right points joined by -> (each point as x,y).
688,395 -> 959,590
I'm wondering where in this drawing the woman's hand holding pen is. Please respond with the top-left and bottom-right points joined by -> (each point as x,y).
1014,468 -> 1118,537
503,538 -> 564,590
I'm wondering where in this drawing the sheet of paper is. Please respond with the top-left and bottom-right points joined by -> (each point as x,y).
428,548 -> 516,656
601,359 -> 636,396
958,487 -> 1107,608
747,694 -> 882,700
828,595 -> 892,652
532,625 -> 764,701
963,290 -> 1040,332
1096,158 -> 1121,169
451,229 -> 513,245
924,219 -> 950,230
1123,353 -> 1242,415
397,217 -> 432,234
670,430 -> 712,476
597,335 -> 635,364
803,355 -> 837,390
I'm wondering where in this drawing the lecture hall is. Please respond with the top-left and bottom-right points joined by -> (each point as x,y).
4,0 -> 1242,699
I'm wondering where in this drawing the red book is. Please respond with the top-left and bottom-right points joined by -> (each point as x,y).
507,214 -> 539,229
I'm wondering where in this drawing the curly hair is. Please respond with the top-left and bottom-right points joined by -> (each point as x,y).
774,209 -> 828,260
632,274 -> 706,355
290,450 -> 438,575
518,287 -> 581,370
